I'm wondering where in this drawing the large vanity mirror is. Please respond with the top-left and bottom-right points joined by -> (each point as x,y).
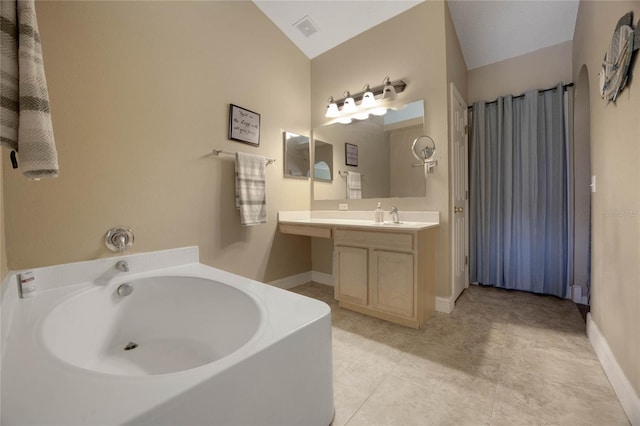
283,131 -> 310,179
313,99 -> 426,200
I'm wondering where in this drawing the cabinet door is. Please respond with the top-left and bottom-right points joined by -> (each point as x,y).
334,246 -> 368,306
370,250 -> 414,318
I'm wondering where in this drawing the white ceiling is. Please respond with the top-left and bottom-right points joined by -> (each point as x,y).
253,1 -> 423,59
448,1 -> 579,69
253,0 -> 580,70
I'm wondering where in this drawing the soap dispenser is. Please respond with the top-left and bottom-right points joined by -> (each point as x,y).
374,202 -> 384,224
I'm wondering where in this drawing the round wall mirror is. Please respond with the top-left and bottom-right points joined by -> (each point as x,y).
411,135 -> 436,162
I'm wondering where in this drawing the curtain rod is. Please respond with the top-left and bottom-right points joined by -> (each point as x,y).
467,83 -> 574,110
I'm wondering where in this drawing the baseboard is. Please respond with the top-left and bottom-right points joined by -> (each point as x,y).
272,271 -> 453,313
436,295 -> 455,314
267,272 -> 312,290
311,271 -> 334,286
587,313 -> 639,425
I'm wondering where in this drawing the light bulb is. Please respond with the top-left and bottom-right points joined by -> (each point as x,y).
381,78 -> 397,103
360,88 -> 376,109
325,97 -> 339,118
342,92 -> 357,114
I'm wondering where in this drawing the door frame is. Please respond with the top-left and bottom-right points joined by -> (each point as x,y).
449,82 -> 469,302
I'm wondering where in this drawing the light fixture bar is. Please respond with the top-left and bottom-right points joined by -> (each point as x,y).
331,79 -> 407,109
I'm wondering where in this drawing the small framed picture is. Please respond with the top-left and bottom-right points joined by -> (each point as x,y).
228,104 -> 260,146
345,143 -> 358,166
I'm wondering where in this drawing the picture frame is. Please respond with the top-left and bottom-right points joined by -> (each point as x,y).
345,143 -> 358,166
228,104 -> 260,146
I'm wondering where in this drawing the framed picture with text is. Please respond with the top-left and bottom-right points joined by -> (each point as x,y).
345,143 -> 358,166
228,104 -> 260,146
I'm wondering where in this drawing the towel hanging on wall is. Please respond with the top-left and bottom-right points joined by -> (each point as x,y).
0,0 -> 59,179
346,171 -> 362,200
235,152 -> 267,226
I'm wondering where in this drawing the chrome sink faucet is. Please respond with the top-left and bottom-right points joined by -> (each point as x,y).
390,206 -> 399,223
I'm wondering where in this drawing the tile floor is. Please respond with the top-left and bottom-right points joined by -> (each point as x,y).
289,283 -> 630,426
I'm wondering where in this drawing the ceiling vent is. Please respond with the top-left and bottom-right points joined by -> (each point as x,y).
294,15 -> 318,38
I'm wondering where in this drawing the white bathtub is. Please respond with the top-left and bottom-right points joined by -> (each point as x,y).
1,256 -> 334,425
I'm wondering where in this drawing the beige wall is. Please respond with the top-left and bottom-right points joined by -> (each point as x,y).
573,65 -> 591,293
310,1 -> 458,299
468,41 -> 572,104
2,1 -> 312,282
572,0 -> 640,398
445,1 -> 468,102
1,155 -> 6,281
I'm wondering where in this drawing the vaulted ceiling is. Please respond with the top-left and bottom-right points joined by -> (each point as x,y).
253,0 -> 580,69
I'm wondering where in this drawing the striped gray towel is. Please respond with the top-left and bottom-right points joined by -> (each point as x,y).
1,0 -> 59,179
235,152 -> 267,226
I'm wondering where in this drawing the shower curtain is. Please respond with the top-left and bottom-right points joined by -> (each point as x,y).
469,83 -> 569,297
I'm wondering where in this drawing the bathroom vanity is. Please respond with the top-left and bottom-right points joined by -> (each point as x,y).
278,211 -> 438,329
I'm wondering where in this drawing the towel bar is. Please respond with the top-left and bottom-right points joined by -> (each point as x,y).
212,149 -> 275,166
339,170 -> 363,177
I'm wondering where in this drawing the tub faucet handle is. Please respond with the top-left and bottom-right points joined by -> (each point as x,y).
105,227 -> 134,253
115,260 -> 129,272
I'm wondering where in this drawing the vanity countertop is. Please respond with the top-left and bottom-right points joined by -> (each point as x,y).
278,210 -> 439,231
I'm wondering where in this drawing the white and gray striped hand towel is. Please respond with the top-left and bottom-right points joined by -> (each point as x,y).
235,152 -> 267,226
346,171 -> 362,200
1,0 -> 59,179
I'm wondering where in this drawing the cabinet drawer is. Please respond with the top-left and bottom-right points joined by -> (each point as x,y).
279,224 -> 332,239
334,229 -> 414,251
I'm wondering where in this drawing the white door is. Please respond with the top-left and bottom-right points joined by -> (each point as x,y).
450,83 -> 469,302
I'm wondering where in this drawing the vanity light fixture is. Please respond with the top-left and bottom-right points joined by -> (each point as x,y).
360,85 -> 376,108
354,84 -> 375,120
325,96 -> 339,118
380,76 -> 397,103
341,91 -> 357,114
339,91 -> 357,123
324,77 -> 407,123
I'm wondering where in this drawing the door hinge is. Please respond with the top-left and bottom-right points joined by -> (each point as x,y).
465,255 -> 468,265
464,125 -> 469,135
465,190 -> 468,200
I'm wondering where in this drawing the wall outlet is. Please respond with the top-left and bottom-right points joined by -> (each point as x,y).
338,203 -> 348,211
